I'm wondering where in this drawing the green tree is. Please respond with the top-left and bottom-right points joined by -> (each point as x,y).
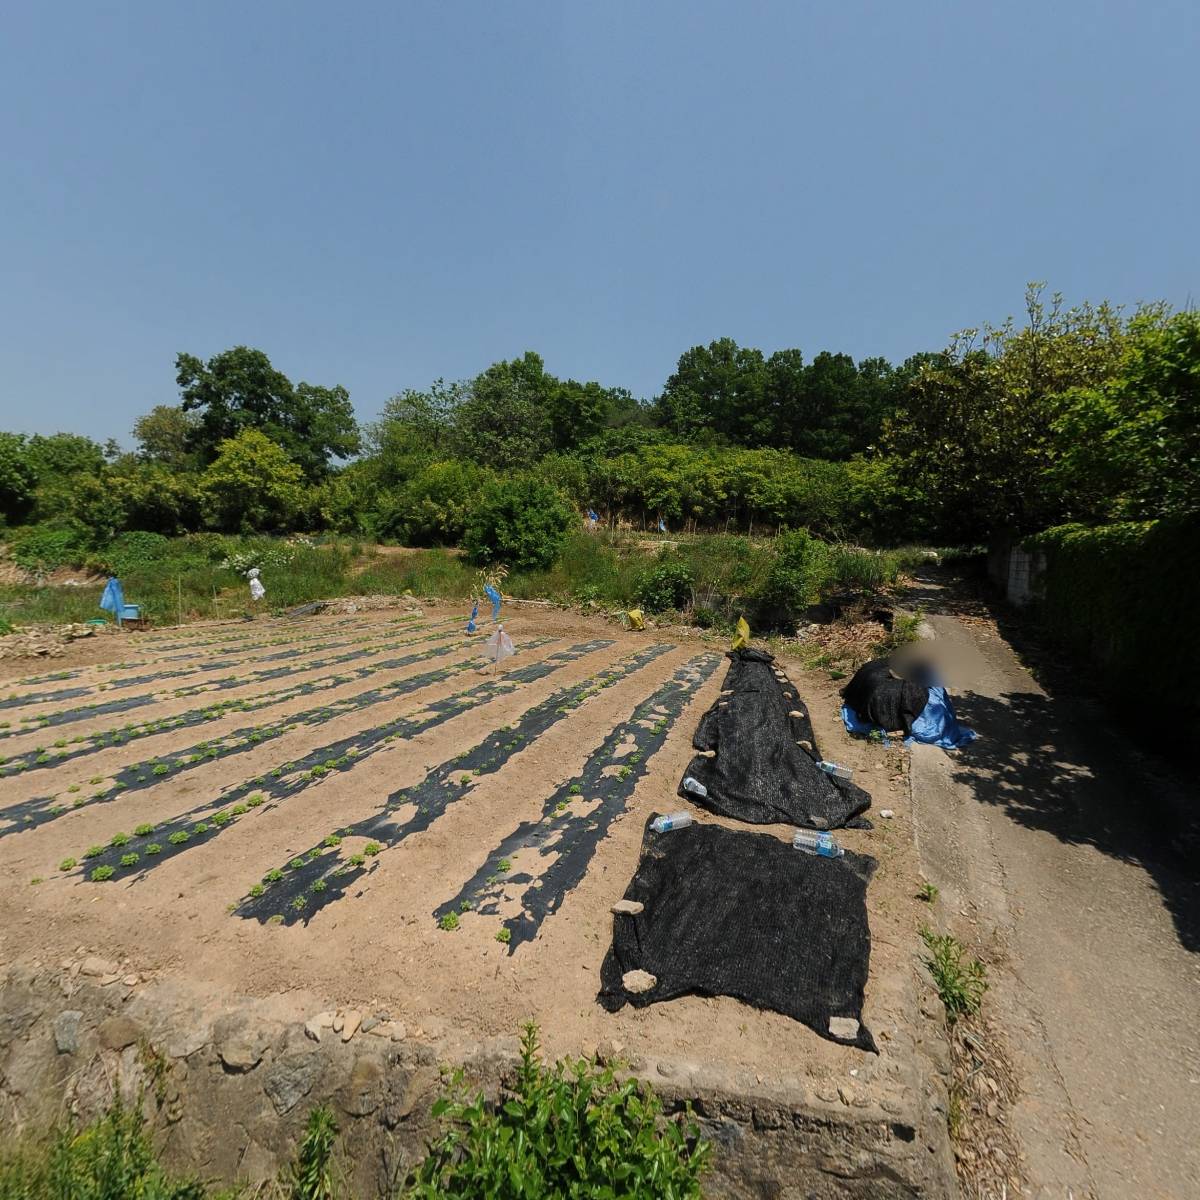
0,432 -> 36,523
1049,310 -> 1200,521
452,352 -> 555,469
108,460 -> 203,535
198,429 -> 308,532
177,346 -> 359,480
25,432 -> 106,480
462,476 -> 572,570
657,338 -> 772,444
132,405 -> 198,467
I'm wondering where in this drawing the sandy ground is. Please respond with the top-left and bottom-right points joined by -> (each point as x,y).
908,573 -> 1200,1200
0,603 -> 923,1093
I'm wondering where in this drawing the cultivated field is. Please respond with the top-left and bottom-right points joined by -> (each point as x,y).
0,602 -> 924,1090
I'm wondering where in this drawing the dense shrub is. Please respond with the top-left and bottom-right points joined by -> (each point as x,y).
8,521 -> 93,571
753,528 -> 832,622
635,555 -> 694,611
397,459 -> 493,546
462,477 -> 572,571
405,1023 -> 708,1197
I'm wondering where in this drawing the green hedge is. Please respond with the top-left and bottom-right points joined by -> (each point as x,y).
1025,516 -> 1199,738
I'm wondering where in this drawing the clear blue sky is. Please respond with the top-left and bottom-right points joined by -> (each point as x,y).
2,1 -> 1196,445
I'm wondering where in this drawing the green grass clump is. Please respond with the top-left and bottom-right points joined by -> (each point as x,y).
495,927 -> 511,945
919,926 -> 988,1021
363,841 -> 383,856
58,857 -> 77,872
405,1022 -> 708,1196
438,911 -> 459,931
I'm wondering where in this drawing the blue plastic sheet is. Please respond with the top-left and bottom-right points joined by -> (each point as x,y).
466,601 -> 478,634
841,680 -> 977,751
98,577 -> 125,617
484,583 -> 502,622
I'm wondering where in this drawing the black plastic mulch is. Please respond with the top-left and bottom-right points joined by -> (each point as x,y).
599,816 -> 878,1051
677,647 -> 872,830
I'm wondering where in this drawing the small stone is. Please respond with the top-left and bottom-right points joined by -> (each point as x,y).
167,1025 -> 210,1059
360,1016 -> 380,1033
304,1019 -> 324,1043
100,974 -> 121,987
797,740 -> 813,752
332,1013 -> 344,1034
656,1060 -> 676,1079
611,899 -> 644,916
879,809 -> 895,819
788,710 -> 803,719
53,1010 -> 83,1054
622,969 -> 657,994
597,1038 -> 625,1065
580,1041 -> 597,1061
264,1050 -> 325,1115
122,974 -> 139,987
341,1010 -> 362,1042
698,749 -> 716,758
389,1022 -> 408,1042
98,1015 -> 141,1051
837,1084 -> 855,1106
216,1020 -> 271,1073
80,956 -> 117,978
829,1016 -> 860,1040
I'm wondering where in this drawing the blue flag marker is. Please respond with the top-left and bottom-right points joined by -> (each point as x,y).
466,601 -> 478,633
484,583 -> 502,622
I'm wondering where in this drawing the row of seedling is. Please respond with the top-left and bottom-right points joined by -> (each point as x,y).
47,639 -> 611,880
434,653 -> 720,952
234,643 -> 670,926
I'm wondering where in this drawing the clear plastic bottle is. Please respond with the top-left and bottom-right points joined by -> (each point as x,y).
816,760 -> 853,780
652,812 -> 694,833
681,776 -> 708,798
792,829 -> 844,858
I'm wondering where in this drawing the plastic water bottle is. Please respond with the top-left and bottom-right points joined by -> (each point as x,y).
652,812 -> 694,834
681,776 -> 708,798
816,760 -> 853,781
793,829 -> 844,858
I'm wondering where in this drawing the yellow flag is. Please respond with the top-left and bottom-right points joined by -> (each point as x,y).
625,609 -> 645,631
731,615 -> 750,650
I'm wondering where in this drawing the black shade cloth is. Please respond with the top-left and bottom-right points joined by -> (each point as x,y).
678,647 -> 872,829
840,656 -> 931,736
599,817 -> 877,1051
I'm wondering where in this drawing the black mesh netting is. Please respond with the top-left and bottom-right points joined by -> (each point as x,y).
840,655 -> 931,736
677,647 -> 872,829
598,817 -> 877,1051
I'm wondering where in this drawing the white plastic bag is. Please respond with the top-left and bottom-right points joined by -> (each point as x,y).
247,568 -> 265,601
484,625 -> 515,665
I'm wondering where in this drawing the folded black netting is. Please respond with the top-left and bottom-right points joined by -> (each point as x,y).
840,655 -> 931,736
599,818 -> 877,1051
678,647 -> 872,829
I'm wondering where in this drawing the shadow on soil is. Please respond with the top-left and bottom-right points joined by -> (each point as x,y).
900,566 -> 1200,955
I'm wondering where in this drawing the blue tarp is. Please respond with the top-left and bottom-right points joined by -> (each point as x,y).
98,577 -> 125,618
842,680 -> 977,751
466,601 -> 479,634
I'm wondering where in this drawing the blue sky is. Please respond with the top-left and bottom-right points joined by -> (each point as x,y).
2,1 -> 1196,445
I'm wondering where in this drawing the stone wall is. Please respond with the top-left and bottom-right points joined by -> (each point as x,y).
987,543 -> 1045,608
0,961 -> 956,1198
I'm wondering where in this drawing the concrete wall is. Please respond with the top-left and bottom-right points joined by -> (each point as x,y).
987,543 -> 1045,608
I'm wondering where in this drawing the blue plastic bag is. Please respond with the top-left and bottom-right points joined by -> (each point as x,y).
99,577 -> 125,618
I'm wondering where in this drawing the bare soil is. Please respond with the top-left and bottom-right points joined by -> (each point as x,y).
0,603 -> 925,1096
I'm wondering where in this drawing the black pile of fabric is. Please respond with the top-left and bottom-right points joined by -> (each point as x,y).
840,655 -> 932,736
677,647 -> 871,829
598,817 -> 878,1051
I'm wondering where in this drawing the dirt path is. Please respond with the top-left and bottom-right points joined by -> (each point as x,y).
907,572 -> 1200,1199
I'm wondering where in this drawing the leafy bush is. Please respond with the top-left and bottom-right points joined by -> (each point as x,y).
462,477 -> 572,571
8,522 -> 93,571
405,1023 -> 708,1197
920,926 -> 988,1021
0,1097 -> 207,1199
634,555 -> 694,612
753,528 -> 831,622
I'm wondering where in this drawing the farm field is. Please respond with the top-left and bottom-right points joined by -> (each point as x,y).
0,601 -> 926,1097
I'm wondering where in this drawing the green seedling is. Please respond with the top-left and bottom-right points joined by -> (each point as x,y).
363,842 -> 383,856
292,896 -> 307,911
231,803 -> 249,815
212,810 -> 231,825
134,823 -> 155,836
146,843 -> 162,855
59,857 -> 77,871
289,858 -> 305,870
120,853 -> 139,868
247,794 -> 265,807
496,858 -> 512,872
568,784 -> 582,795
323,834 -> 342,847
67,784 -> 80,794
151,764 -> 168,776
459,775 -> 471,786
110,831 -> 131,847
920,926 -> 988,1020
495,927 -> 511,944
193,822 -> 210,835
439,912 -> 459,931
348,853 -> 366,867
460,899 -> 472,912
312,880 -> 327,893
90,865 -> 114,882
249,883 -> 265,898
30,877 -> 43,885
267,914 -> 284,925
918,881 -> 940,904
167,831 -> 189,845
265,868 -> 284,883
73,797 -> 86,809
556,801 -> 567,813
83,845 -> 104,859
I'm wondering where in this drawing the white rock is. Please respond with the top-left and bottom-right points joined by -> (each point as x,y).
341,1009 -> 362,1042
829,1016 -> 860,1040
611,899 -> 644,916
879,809 -> 895,819
622,969 -> 657,994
